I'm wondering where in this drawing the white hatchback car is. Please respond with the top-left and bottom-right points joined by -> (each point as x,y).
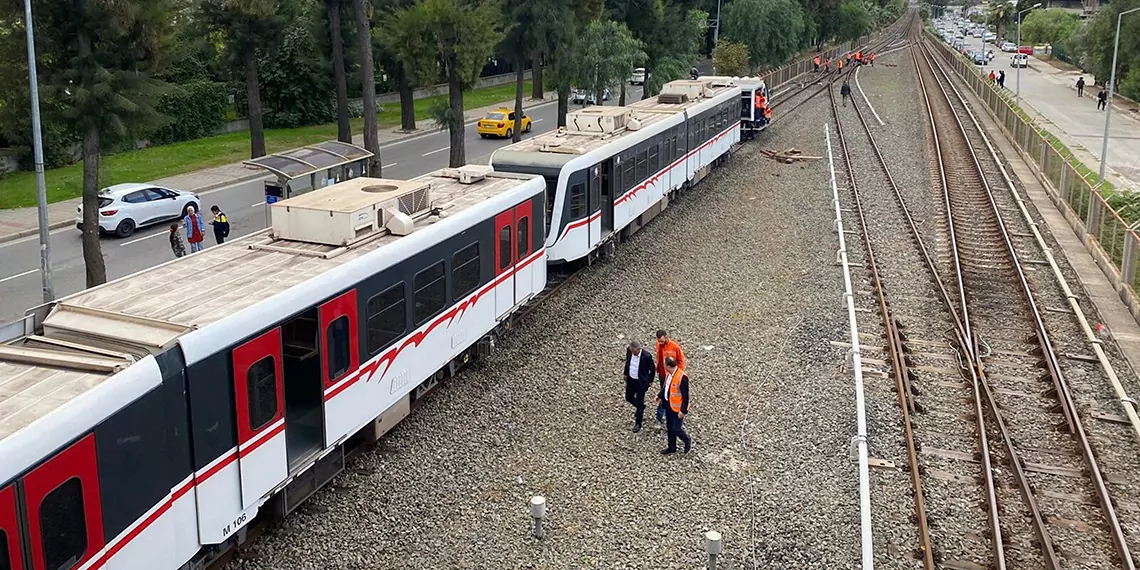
76,183 -> 200,238
629,68 -> 646,85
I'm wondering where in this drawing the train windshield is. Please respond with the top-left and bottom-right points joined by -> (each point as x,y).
543,175 -> 557,231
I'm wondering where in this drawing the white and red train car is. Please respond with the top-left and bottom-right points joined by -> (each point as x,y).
0,166 -> 545,570
490,77 -> 752,265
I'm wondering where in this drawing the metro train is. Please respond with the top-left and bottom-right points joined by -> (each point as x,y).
0,76 -> 768,570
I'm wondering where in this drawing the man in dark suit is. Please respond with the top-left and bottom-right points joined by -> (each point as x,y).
655,356 -> 691,454
623,340 -> 656,433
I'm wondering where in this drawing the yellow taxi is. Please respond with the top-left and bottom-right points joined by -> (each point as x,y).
477,107 -> 532,138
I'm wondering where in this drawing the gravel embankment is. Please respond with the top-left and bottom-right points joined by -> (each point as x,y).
225,87 -> 869,569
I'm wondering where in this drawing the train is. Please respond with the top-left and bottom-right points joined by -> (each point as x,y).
0,76 -> 767,570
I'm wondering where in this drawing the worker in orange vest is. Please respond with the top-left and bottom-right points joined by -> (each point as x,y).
814,55 -> 821,72
654,330 -> 685,425
870,52 -> 876,67
656,356 -> 691,454
763,106 -> 772,122
825,57 -> 831,71
855,51 -> 863,65
837,58 -> 844,71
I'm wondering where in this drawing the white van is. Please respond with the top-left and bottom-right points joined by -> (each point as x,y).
1011,53 -> 1029,68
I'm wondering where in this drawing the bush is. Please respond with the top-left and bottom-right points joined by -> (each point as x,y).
259,24 -> 337,129
152,81 -> 228,145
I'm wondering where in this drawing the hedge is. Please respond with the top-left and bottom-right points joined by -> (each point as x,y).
152,80 -> 228,145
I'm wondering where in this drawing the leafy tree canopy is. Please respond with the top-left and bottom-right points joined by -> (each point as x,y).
568,20 -> 646,101
1020,8 -> 1079,46
722,0 -> 807,70
835,0 -> 871,42
713,39 -> 751,76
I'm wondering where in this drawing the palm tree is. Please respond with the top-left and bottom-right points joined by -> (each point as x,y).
989,1 -> 1013,43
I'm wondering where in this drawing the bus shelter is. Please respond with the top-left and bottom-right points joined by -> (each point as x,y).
244,140 -> 375,207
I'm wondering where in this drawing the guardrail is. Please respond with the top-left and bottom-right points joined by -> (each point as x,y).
926,30 -> 1140,323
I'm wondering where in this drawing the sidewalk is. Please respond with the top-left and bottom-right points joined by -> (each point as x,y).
995,51 -> 1140,193
0,91 -> 556,244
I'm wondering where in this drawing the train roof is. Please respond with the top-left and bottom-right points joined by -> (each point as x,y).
0,166 -> 542,446
492,78 -> 740,165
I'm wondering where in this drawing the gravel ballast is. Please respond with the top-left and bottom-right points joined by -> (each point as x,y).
224,88 -> 872,569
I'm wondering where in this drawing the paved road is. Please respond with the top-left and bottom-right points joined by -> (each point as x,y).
0,88 -> 642,322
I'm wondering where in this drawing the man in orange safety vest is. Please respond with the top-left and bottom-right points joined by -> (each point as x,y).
656,356 -> 691,454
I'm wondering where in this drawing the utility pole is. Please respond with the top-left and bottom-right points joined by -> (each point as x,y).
1099,6 -> 1140,185
714,0 -> 723,46
24,0 -> 54,303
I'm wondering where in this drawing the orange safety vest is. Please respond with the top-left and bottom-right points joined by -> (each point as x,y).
837,59 -> 844,70
665,369 -> 687,413
856,51 -> 862,61
754,93 -> 766,109
814,56 -> 821,66
870,53 -> 876,62
764,106 -> 772,119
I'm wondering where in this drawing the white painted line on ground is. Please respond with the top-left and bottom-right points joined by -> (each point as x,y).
533,118 -> 544,123
383,162 -> 399,169
422,147 -> 449,157
250,201 -> 265,208
119,231 -> 167,247
854,66 -> 886,127
0,269 -> 37,284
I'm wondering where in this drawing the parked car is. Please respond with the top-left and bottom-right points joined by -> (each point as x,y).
629,67 -> 647,85
971,51 -> 988,65
1011,53 -> 1029,67
571,88 -> 611,105
1000,41 -> 1017,52
76,183 -> 200,238
983,32 -> 996,42
1017,45 -> 1034,55
477,107 -> 532,139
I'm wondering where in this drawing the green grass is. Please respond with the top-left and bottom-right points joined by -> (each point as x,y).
0,81 -> 532,209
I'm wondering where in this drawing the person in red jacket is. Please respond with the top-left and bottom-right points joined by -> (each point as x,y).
655,357 -> 691,454
654,330 -> 685,425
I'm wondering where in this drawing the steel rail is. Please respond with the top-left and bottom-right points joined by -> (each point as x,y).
918,37 -> 1137,570
826,75 -> 936,570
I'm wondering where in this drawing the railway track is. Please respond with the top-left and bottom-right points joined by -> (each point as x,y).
831,22 -> 1140,570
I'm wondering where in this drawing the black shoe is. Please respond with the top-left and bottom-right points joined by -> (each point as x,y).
683,442 -> 692,453
633,423 -> 642,433
661,448 -> 677,455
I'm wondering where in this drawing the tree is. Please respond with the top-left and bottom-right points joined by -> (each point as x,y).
200,0 -> 283,160
388,0 -> 505,167
376,0 -> 423,132
722,0 -> 806,70
568,20 -> 646,106
259,22 -> 336,128
326,0 -> 352,142
1020,8 -> 1079,46
352,0 -> 381,174
643,6 -> 708,96
987,0 -> 1012,44
713,39 -> 751,76
3,0 -> 173,286
834,0 -> 871,42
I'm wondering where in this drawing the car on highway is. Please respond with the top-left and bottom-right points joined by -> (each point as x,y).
477,107 -> 532,139
76,183 -> 200,238
1001,41 -> 1017,52
629,67 -> 646,85
571,87 -> 611,105
1011,53 -> 1029,67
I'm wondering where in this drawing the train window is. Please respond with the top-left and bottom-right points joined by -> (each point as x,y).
498,227 -> 511,271
569,183 -> 586,218
623,161 -> 634,192
542,176 -> 557,229
452,243 -> 481,299
649,145 -> 659,174
366,283 -> 406,354
413,261 -> 447,326
326,316 -> 350,381
636,151 -> 647,182
0,530 -> 9,570
517,217 -> 530,258
246,357 -> 278,431
39,477 -> 86,570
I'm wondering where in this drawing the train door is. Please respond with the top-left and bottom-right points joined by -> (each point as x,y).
0,484 -> 22,570
20,435 -> 105,570
494,210 -> 516,318
232,328 -> 288,508
319,291 -> 359,451
588,166 -> 602,245
514,200 -> 534,299
599,160 -> 615,235
276,309 -> 324,472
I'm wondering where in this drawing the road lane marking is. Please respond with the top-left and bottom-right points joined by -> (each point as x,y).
250,201 -> 265,208
0,269 -> 37,284
533,119 -> 544,123
119,232 -> 167,247
383,162 -> 399,169
422,147 -> 449,157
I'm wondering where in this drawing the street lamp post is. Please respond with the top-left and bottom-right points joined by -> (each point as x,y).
1016,2 -> 1042,109
713,0 -> 723,47
23,0 -> 53,303
1098,6 -> 1140,185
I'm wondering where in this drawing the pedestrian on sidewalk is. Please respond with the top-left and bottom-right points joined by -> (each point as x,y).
988,70 -> 996,83
209,205 -> 230,244
1077,76 -> 1086,97
998,70 -> 1006,89
169,224 -> 187,258
1098,88 -> 1108,111
840,81 -> 852,107
184,205 -> 206,254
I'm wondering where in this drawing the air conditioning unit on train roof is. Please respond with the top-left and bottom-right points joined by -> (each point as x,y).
269,177 -> 432,246
661,79 -> 713,101
566,106 -> 631,134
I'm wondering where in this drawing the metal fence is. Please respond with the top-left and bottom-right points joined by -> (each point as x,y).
926,31 -> 1140,320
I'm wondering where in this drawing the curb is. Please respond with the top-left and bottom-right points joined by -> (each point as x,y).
0,92 -> 563,246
